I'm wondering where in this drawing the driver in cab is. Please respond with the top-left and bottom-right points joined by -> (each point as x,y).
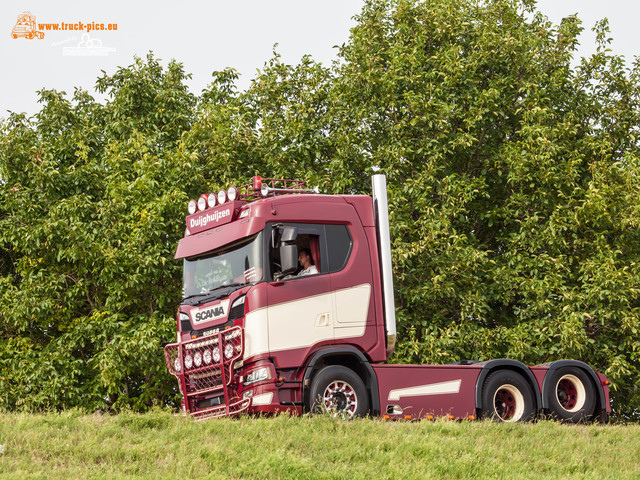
297,248 -> 318,276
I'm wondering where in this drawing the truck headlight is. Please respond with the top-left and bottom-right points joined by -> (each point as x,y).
174,357 -> 182,372
184,354 -> 193,370
243,367 -> 271,386
194,352 -> 202,367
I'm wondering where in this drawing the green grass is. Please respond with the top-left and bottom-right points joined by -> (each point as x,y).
0,410 -> 638,479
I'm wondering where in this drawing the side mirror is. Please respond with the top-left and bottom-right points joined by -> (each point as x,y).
272,225 -> 298,248
280,244 -> 298,276
281,226 -> 298,243
272,225 -> 298,279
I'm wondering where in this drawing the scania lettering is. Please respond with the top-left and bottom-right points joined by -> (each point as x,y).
164,176 -> 611,422
194,305 -> 226,322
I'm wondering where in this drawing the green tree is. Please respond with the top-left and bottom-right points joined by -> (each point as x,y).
0,54 -> 199,410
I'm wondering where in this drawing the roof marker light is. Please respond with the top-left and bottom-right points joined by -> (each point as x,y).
218,189 -> 227,205
197,195 -> 207,212
252,176 -> 262,191
207,193 -> 217,208
188,200 -> 197,215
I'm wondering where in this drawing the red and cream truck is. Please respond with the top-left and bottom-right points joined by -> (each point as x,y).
164,175 -> 611,422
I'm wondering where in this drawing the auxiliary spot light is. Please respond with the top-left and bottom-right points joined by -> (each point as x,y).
194,351 -> 202,367
184,354 -> 193,370
203,349 -> 212,365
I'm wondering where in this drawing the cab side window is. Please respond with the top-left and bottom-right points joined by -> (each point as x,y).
267,223 -> 352,280
268,224 -> 324,280
325,224 -> 352,273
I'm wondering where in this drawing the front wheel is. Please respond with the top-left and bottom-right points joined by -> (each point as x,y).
308,366 -> 369,418
481,370 -> 536,422
545,367 -> 595,423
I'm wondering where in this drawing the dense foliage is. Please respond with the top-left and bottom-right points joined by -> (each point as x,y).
1,0 -> 639,419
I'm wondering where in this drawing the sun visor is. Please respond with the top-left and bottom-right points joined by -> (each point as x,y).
175,217 -> 265,259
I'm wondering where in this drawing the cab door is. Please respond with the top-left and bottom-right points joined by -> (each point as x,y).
265,223 -> 333,368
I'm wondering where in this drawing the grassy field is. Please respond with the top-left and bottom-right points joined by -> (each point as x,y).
0,410 -> 638,479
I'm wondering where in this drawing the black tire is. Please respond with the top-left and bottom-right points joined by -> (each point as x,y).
308,366 -> 369,418
481,370 -> 536,422
545,367 -> 596,423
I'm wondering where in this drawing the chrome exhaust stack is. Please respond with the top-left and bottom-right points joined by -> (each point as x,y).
371,174 -> 397,357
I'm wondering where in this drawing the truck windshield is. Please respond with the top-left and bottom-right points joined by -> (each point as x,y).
183,232 -> 263,298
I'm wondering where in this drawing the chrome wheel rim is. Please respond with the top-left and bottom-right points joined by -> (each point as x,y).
322,380 -> 358,418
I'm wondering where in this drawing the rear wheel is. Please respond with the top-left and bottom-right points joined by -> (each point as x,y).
481,370 -> 536,422
309,366 -> 369,418
545,367 -> 595,423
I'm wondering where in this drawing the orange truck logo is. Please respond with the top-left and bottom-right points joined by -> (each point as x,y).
11,11 -> 45,39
